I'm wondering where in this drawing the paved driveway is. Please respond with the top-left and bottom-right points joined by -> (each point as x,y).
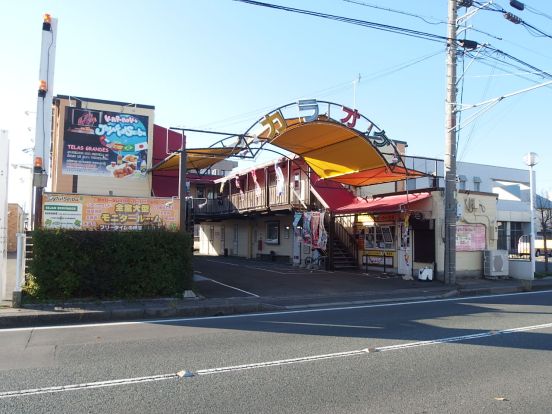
192,255 -> 441,300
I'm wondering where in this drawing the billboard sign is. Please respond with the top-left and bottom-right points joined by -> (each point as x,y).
42,193 -> 179,231
62,107 -> 149,179
456,224 -> 486,251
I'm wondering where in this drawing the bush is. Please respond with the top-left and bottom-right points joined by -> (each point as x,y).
26,228 -> 193,300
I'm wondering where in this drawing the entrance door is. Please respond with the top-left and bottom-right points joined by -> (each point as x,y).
397,223 -> 412,276
208,225 -> 215,255
233,224 -> 238,256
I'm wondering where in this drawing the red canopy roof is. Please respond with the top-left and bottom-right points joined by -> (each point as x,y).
310,173 -> 432,214
335,192 -> 432,214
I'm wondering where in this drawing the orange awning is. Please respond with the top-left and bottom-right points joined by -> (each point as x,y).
265,120 -> 424,186
152,116 -> 425,187
152,147 -> 243,172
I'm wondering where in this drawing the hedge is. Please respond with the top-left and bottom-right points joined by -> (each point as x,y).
26,228 -> 193,300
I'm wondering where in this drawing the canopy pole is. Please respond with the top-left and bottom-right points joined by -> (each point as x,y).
179,133 -> 187,233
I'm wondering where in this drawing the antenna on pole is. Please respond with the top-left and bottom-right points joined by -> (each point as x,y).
353,73 -> 361,110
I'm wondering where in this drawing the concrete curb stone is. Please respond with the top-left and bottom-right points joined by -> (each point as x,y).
1,279 -> 551,329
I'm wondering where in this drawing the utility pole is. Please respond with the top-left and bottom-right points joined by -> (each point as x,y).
444,0 -> 458,284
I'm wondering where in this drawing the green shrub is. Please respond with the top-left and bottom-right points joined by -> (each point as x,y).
26,228 -> 193,300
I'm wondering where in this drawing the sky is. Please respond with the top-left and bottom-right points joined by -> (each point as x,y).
2,0 -> 552,212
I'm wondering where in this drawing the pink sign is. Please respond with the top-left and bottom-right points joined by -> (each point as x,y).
456,224 -> 486,251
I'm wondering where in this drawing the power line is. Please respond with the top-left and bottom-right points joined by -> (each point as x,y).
484,45 -> 552,78
193,49 -> 444,131
474,1 -> 552,39
525,4 -> 552,22
341,0 -> 444,25
232,0 -> 449,43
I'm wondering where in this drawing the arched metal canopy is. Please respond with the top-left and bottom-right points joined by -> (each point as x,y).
151,100 -> 425,186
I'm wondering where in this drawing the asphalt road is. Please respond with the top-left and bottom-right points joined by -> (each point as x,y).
192,255 -> 437,300
0,290 -> 551,413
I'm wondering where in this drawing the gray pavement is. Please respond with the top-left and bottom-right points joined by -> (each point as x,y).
1,254 -> 552,328
1,289 -> 551,413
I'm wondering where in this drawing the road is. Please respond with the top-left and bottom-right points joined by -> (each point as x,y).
0,291 -> 551,413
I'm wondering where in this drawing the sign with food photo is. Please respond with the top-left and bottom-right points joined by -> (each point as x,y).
62,107 -> 149,179
42,193 -> 179,231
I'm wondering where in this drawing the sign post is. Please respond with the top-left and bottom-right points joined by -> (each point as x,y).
33,14 -> 57,228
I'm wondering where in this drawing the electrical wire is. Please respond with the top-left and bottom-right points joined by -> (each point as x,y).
193,49 -> 444,131
473,0 -> 552,39
459,62 -> 496,161
525,4 -> 552,22
232,0 -> 449,43
481,45 -> 552,79
341,0 -> 444,25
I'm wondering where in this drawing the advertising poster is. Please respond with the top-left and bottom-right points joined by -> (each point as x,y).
456,224 -> 486,251
62,107 -> 149,179
43,193 -> 179,231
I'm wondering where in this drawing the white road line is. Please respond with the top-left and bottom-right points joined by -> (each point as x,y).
205,279 -> 260,298
196,322 -> 552,375
201,259 -> 296,274
194,272 -> 259,296
202,259 -> 240,267
0,373 -> 177,399
2,321 -> 551,399
1,289 -> 551,333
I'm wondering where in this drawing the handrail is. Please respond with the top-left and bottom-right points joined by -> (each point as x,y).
333,219 -> 358,264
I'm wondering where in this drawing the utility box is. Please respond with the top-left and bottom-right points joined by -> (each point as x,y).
483,250 -> 509,278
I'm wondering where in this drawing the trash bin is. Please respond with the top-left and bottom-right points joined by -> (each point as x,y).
224,248 -> 228,257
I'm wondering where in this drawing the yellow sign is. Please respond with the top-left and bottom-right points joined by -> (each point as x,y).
42,193 -> 179,231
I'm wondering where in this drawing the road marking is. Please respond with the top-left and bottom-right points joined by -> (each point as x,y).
0,373 -> 178,399
1,289 -> 551,333
201,259 -> 310,274
196,322 -> 552,375
203,278 -> 260,298
194,273 -> 259,297
2,321 -> 551,399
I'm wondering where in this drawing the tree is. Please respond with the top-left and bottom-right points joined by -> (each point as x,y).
535,191 -> 552,273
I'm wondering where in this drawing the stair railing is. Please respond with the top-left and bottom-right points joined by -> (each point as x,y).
333,219 -> 358,265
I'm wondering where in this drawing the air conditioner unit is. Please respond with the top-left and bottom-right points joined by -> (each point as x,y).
483,250 -> 509,278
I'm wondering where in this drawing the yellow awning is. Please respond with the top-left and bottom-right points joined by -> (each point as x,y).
266,120 -> 423,186
152,147 -> 243,172
152,117 -> 425,186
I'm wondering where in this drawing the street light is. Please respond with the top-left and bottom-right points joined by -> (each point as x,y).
523,152 -> 538,279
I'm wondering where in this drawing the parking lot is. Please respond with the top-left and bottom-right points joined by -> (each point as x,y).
192,255 -> 441,301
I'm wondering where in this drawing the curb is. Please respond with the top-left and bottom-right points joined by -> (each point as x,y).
0,302 -> 281,329
281,290 -> 460,310
2,283 -> 551,329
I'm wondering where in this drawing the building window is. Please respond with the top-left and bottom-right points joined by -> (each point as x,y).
458,175 -> 467,191
364,225 -> 395,249
497,221 -> 507,251
510,222 -> 523,253
473,176 -> 481,192
265,221 -> 280,245
196,185 -> 205,198
283,225 -> 290,239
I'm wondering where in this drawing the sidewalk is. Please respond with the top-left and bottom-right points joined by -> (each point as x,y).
1,277 -> 551,329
